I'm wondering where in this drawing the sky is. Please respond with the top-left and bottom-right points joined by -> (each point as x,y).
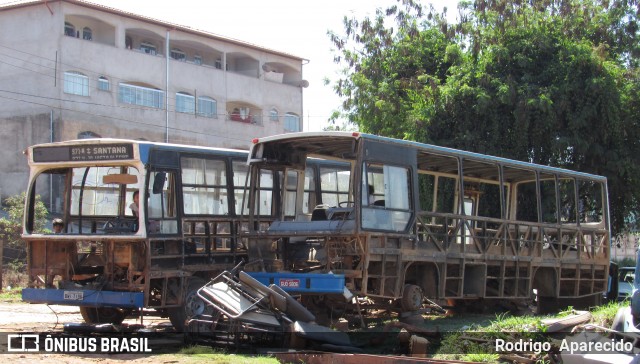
3,0 -> 459,131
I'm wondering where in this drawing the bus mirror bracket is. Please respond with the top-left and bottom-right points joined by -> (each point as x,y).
153,172 -> 166,194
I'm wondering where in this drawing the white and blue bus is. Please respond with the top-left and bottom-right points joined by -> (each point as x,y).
245,132 -> 611,314
21,139 -> 255,329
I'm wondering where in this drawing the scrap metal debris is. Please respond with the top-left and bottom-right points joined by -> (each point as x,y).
184,267 -> 361,352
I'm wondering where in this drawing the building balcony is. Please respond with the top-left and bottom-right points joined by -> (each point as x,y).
227,104 -> 263,126
64,14 -> 116,46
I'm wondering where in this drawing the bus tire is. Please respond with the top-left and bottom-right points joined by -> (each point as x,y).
168,277 -> 208,332
80,306 -> 130,325
401,284 -> 424,312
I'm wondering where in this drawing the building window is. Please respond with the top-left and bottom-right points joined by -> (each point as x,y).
98,76 -> 110,91
82,27 -> 92,41
197,97 -> 217,118
63,71 -> 89,96
170,48 -> 186,62
140,41 -> 156,55
119,83 -> 164,108
215,59 -> 222,69
269,108 -> 279,121
193,55 -> 202,65
176,92 -> 195,114
64,22 -> 75,37
284,113 -> 300,132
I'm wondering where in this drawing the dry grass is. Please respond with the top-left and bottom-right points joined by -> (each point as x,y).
2,268 -> 28,290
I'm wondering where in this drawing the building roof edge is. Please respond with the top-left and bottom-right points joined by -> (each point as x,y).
0,0 -> 308,61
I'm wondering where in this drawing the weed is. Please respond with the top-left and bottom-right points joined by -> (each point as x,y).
462,353 -> 501,362
0,287 -> 21,302
2,267 -> 27,290
176,346 -> 278,363
590,300 -> 626,327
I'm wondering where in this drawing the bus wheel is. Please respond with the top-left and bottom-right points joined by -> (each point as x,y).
168,277 -> 209,331
80,307 -> 130,324
401,284 -> 424,312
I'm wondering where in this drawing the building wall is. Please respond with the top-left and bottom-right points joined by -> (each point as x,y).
0,114 -> 53,201
0,0 -> 306,199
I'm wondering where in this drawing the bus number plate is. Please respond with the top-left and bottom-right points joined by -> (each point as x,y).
63,291 -> 84,300
279,279 -> 300,288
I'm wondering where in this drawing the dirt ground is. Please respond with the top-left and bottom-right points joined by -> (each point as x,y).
0,301 -> 168,332
0,302 -> 181,363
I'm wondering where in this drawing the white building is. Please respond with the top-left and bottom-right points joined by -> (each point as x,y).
0,0 -> 307,198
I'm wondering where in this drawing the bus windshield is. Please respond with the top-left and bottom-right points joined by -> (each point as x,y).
28,165 -> 141,234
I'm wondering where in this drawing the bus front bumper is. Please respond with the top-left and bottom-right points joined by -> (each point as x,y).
22,288 -> 144,308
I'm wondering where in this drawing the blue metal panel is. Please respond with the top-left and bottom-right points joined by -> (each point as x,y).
246,272 -> 345,294
22,288 -> 144,308
138,143 -> 152,164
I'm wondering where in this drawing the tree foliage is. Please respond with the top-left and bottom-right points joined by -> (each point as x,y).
0,192 -> 49,262
330,0 -> 640,233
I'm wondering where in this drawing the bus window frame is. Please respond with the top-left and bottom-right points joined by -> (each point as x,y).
360,161 -> 414,233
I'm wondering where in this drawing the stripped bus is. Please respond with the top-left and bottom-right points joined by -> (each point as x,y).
244,132 -> 611,315
20,138 -> 259,330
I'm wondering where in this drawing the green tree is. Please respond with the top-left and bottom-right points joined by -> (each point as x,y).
330,0 -> 640,233
0,192 -> 49,255
329,0 -> 456,138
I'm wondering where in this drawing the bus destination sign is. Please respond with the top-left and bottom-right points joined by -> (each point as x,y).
33,144 -> 134,162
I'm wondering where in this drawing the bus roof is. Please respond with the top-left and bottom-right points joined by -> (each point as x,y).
251,132 -> 607,182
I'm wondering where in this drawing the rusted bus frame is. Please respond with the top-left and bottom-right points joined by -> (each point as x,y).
245,132 -> 611,308
181,217 -> 253,254
26,237 -> 146,286
413,214 -> 609,300
358,235 -> 401,299
557,264 -> 607,298
414,211 -> 608,262
27,239 -> 64,288
325,236 -> 365,266
107,240 -> 146,290
143,216 -> 253,308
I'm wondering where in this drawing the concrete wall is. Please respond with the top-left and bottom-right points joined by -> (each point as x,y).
0,113 -> 53,198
